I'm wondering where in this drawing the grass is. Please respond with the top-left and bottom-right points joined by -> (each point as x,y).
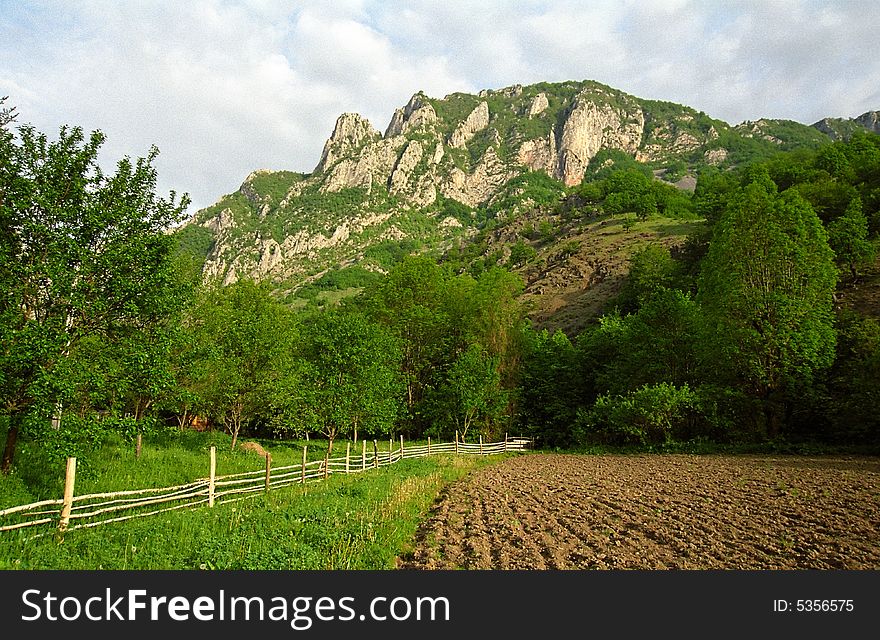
0,428 -> 511,569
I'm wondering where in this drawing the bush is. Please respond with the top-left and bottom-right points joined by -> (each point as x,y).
577,383 -> 701,445
507,241 -> 536,267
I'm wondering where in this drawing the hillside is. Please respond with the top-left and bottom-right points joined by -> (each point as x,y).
177,79 -> 876,323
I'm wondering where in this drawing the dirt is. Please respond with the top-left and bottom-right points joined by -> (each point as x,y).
399,453 -> 880,570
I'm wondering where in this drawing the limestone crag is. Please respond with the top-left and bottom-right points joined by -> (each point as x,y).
517,134 -> 557,174
440,147 -> 512,207
448,101 -> 490,148
389,140 -> 438,207
556,90 -> 645,186
316,113 -> 381,173
384,93 -> 439,137
528,93 -> 549,118
320,136 -> 406,194
856,111 -> 880,134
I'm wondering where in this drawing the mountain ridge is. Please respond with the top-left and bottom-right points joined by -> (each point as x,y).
178,79 -> 877,320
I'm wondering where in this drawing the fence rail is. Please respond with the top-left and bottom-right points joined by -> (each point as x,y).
0,433 -> 531,536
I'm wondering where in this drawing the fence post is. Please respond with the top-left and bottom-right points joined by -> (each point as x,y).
58,457 -> 77,532
323,450 -> 329,480
301,446 -> 307,485
345,442 -> 351,474
361,439 -> 367,471
264,454 -> 271,492
455,431 -> 459,454
400,435 -> 404,460
373,440 -> 379,468
428,436 -> 431,455
208,447 -> 216,508
388,438 -> 393,464
504,432 -> 508,452
480,434 -> 483,455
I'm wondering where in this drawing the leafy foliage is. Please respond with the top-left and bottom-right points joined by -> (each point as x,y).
1,115 -> 188,472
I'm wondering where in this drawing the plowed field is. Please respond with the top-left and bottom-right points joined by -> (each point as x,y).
400,454 -> 880,569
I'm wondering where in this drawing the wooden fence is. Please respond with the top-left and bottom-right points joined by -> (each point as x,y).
0,433 -> 531,536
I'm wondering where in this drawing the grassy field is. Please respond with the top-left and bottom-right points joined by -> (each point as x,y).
0,428 -> 507,569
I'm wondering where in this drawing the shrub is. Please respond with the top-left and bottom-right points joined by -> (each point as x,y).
577,383 -> 701,445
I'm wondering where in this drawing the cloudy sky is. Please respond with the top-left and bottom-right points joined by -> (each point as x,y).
2,0 -> 878,212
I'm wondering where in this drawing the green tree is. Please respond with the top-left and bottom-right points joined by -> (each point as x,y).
287,310 -> 402,447
0,115 -> 188,473
362,256 -> 458,432
433,344 -> 504,440
507,241 -> 536,267
580,383 -> 700,446
826,312 -> 880,444
518,328 -> 582,447
615,289 -> 701,391
697,178 -> 837,438
618,244 -> 678,311
193,280 -> 295,450
827,197 -> 875,278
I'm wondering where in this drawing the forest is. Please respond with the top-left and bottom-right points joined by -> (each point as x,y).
2,98 -> 879,483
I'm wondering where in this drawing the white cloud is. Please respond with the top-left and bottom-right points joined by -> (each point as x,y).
0,0 -> 878,212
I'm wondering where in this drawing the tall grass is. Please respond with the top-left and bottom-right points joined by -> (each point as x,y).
0,429 -> 507,569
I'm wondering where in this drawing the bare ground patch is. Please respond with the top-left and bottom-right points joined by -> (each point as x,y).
399,453 -> 880,570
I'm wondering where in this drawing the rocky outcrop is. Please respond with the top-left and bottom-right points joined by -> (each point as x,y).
528,93 -> 549,118
388,140 -> 437,206
315,113 -> 380,173
320,136 -> 406,193
856,111 -> 880,133
704,148 -> 728,165
197,79 -> 843,290
440,147 -> 512,207
449,101 -> 490,148
812,117 -> 842,140
556,90 -> 644,186
517,134 -> 557,174
384,93 -> 439,137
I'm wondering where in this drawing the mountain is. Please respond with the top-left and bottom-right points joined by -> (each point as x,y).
177,79 -> 876,328
812,110 -> 880,140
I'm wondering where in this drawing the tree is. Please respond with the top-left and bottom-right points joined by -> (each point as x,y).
0,113 -> 188,473
193,280 -> 295,450
614,289 -> 701,392
433,344 -> 504,440
618,244 -> 678,311
518,328 -> 582,447
286,310 -> 402,447
362,256 -> 457,432
827,197 -> 875,278
697,178 -> 837,438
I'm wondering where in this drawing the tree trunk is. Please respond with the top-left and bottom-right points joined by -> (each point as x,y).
763,390 -> 784,440
228,399 -> 244,451
1,413 -> 21,475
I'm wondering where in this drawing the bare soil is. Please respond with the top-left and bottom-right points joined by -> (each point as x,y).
399,453 -> 880,570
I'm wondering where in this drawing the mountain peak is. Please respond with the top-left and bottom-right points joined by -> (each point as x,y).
316,112 -> 380,173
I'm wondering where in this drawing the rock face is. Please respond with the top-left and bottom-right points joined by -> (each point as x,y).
517,135 -> 557,174
528,93 -> 549,118
441,147 -> 512,207
555,89 -> 645,186
449,101 -> 490,148
315,113 -> 380,173
812,111 -> 880,140
320,136 -> 406,194
384,93 -> 438,137
856,111 -> 880,133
